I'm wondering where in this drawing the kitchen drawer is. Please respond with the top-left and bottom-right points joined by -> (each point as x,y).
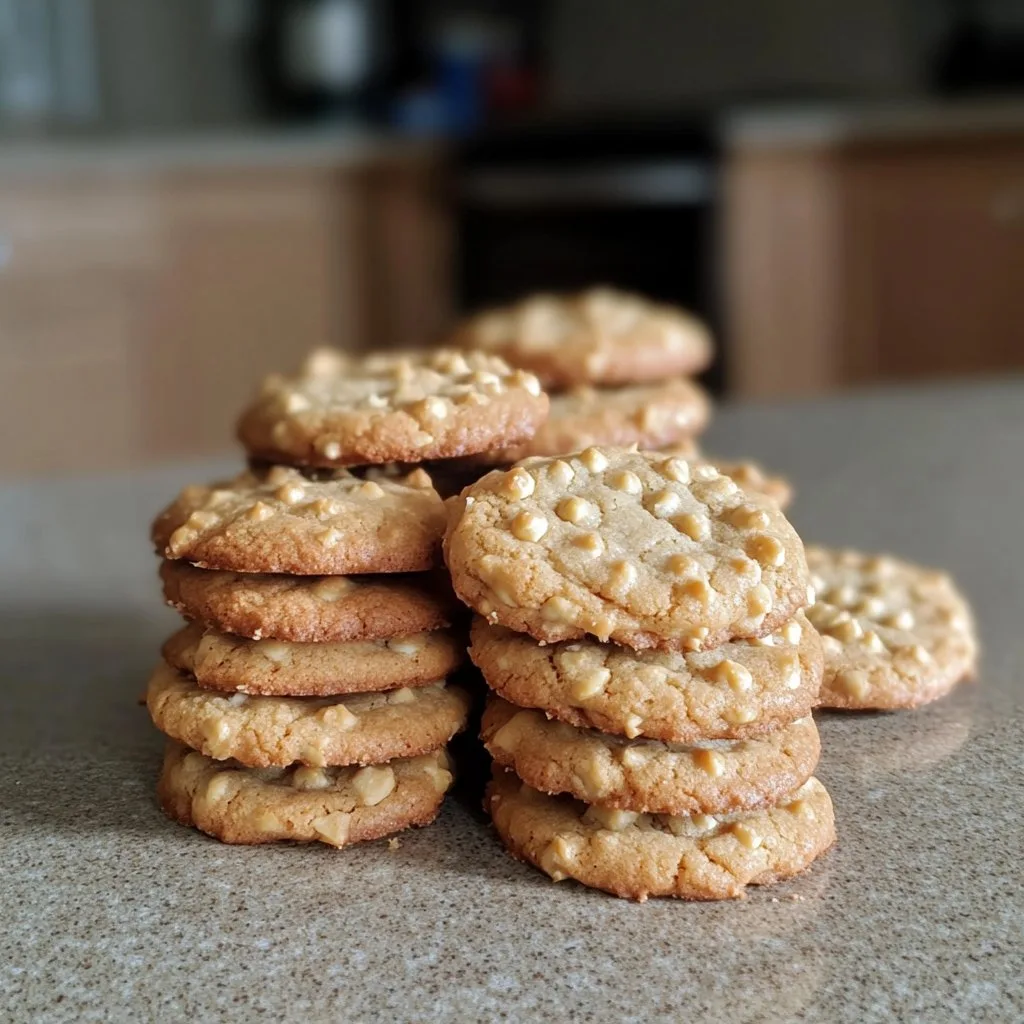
842,144 -> 1024,382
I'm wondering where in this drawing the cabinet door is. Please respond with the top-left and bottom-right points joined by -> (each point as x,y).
842,142 -> 1024,383
0,181 -> 159,474
137,169 -> 354,460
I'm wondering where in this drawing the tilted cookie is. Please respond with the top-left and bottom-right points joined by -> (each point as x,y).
148,662 -> 471,767
487,769 -> 834,901
159,560 -> 456,643
162,622 -> 463,697
806,546 -> 977,710
472,380 -> 711,466
445,449 -> 811,651
705,460 -> 792,510
236,348 -> 549,467
660,444 -> 794,510
470,615 -> 821,742
159,742 -> 454,847
482,696 -> 819,816
448,287 -> 712,388
152,465 -> 444,575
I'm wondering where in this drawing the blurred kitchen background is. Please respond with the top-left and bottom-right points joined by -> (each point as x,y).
2,0 -> 1023,474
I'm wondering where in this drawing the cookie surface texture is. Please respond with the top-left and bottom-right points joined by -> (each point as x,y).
237,348 -> 548,467
482,696 -> 820,816
158,742 -> 454,847
449,288 -> 712,388
470,614 -> 821,742
806,546 -> 977,710
159,560 -> 454,643
445,449 -> 810,651
162,622 -> 463,697
487,770 -> 835,901
476,380 -> 711,465
148,663 -> 471,767
152,465 -> 445,575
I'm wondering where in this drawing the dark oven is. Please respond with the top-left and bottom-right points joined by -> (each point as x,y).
454,116 -> 722,392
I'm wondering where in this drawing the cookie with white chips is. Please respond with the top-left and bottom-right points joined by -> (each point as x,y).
807,546 -> 977,710
448,288 -> 712,389
237,348 -> 549,467
445,448 -> 811,652
152,465 -> 445,575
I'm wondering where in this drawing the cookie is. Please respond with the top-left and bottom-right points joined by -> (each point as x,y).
660,445 -> 794,510
472,380 -> 711,466
159,560 -> 456,643
487,769 -> 834,901
148,662 -> 471,767
152,465 -> 445,575
236,348 -> 549,467
162,622 -> 463,697
707,460 -> 793,510
449,288 -> 712,388
806,546 -> 977,710
445,449 -> 811,651
482,696 -> 820,816
158,742 -> 454,847
470,614 -> 821,742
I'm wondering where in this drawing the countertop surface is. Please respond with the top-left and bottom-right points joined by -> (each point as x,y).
2,379 -> 1022,1023
0,125 -> 438,176
724,96 -> 1024,148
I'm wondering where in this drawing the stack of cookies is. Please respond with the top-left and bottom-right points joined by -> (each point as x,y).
447,287 -> 713,466
147,348 -> 550,849
444,447 -> 836,900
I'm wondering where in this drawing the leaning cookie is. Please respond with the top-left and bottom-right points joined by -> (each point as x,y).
472,380 -> 711,466
159,560 -> 456,643
706,460 -> 793,510
470,614 -> 821,742
448,288 -> 713,388
153,465 -> 445,575
445,448 -> 811,651
159,742 -> 454,847
486,769 -> 835,901
806,546 -> 977,710
237,348 -> 549,467
148,663 -> 471,767
482,696 -> 820,816
162,622 -> 463,697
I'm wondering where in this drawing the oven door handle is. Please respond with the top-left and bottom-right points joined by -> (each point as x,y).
458,161 -> 715,207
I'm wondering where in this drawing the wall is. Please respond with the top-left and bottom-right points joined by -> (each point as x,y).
545,0 -> 925,110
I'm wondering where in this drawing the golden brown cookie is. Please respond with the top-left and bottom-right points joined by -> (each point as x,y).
159,742 -> 454,847
449,288 -> 712,388
487,769 -> 834,901
236,348 -> 549,467
162,622 -> 463,697
660,445 -> 793,510
159,560 -> 456,643
482,696 -> 819,816
445,449 -> 811,651
706,460 -> 793,510
152,465 -> 445,575
470,614 -> 821,742
472,380 -> 711,466
806,546 -> 977,710
148,662 -> 472,767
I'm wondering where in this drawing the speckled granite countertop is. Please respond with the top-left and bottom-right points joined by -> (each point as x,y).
2,380 -> 1022,1022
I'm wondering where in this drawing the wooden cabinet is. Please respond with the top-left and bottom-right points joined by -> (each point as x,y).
724,134 -> 1024,398
0,151 -> 451,474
